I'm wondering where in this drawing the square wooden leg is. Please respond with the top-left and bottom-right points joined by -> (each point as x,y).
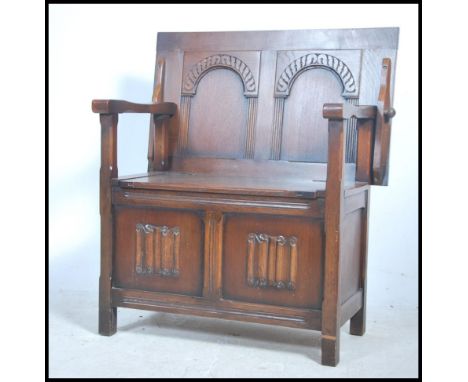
321,334 -> 340,366
99,275 -> 117,336
350,306 -> 366,336
99,113 -> 118,336
99,306 -> 117,336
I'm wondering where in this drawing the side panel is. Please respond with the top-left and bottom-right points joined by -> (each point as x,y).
340,191 -> 367,304
340,209 -> 363,303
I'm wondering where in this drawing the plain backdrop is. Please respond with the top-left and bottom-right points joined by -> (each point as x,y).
49,4 -> 418,310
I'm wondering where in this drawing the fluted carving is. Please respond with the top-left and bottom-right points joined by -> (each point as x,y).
182,54 -> 257,97
244,97 -> 258,159
246,233 -> 298,290
177,95 -> 192,153
135,224 -> 180,277
270,98 -> 285,160
271,52 -> 360,162
275,53 -> 357,98
179,54 -> 260,156
345,98 -> 359,163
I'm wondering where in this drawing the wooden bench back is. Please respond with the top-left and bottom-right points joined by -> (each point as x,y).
148,28 -> 398,181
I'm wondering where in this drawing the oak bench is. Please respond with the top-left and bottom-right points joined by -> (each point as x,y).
92,28 -> 398,366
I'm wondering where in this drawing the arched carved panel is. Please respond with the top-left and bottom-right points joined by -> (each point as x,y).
182,54 -> 258,97
271,50 -> 362,161
275,52 -> 359,98
178,51 -> 260,158
185,69 -> 247,158
275,69 -> 344,162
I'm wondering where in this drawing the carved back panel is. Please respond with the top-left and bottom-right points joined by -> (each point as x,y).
149,28 -> 398,170
178,52 -> 260,159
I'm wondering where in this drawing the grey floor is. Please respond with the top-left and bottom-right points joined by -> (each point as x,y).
49,290 -> 418,378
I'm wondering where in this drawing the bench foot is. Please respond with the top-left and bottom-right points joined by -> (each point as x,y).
350,307 -> 366,336
321,334 -> 339,366
99,307 -> 117,336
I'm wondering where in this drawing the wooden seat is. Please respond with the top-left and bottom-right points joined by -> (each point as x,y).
92,28 -> 398,366
118,171 -> 327,198
114,164 -> 363,198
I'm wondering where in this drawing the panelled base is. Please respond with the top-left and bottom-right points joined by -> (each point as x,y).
111,287 -> 322,330
100,186 -> 368,366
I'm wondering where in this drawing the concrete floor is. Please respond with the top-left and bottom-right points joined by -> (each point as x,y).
49,290 -> 418,378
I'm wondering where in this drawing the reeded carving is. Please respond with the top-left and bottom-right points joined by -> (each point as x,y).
177,95 -> 192,153
245,97 -> 258,159
345,98 -> 359,163
275,53 -> 357,97
182,54 -> 257,96
270,98 -> 285,160
246,233 -> 298,290
135,224 -> 180,277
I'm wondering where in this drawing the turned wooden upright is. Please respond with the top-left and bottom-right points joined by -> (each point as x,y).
92,28 -> 398,366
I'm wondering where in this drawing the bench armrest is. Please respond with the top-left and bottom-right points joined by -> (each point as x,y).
323,103 -> 377,120
92,99 -> 177,119
323,99 -> 396,185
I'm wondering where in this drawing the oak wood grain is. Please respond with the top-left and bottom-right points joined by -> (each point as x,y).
93,27 -> 398,367
321,116 -> 347,366
92,99 -> 176,116
99,113 -> 118,335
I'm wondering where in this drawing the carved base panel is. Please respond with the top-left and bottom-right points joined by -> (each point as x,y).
135,224 -> 180,277
246,233 -> 298,290
114,206 -> 204,296
223,213 -> 323,309
113,200 -> 324,308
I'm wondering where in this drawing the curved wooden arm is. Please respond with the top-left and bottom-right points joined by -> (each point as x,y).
373,58 -> 396,186
323,103 -> 376,120
92,99 -> 177,118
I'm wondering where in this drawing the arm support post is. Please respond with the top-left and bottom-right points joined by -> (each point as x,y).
321,102 -> 379,365
95,97 -> 177,333
321,110 -> 348,366
323,103 -> 378,184
99,113 -> 118,335
92,99 -> 177,172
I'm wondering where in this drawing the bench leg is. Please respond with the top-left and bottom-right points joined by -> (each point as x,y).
99,114 -> 119,336
350,305 -> 366,336
98,204 -> 117,336
99,276 -> 117,336
321,117 -> 346,367
321,333 -> 340,366
99,306 -> 117,336
350,201 -> 369,337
